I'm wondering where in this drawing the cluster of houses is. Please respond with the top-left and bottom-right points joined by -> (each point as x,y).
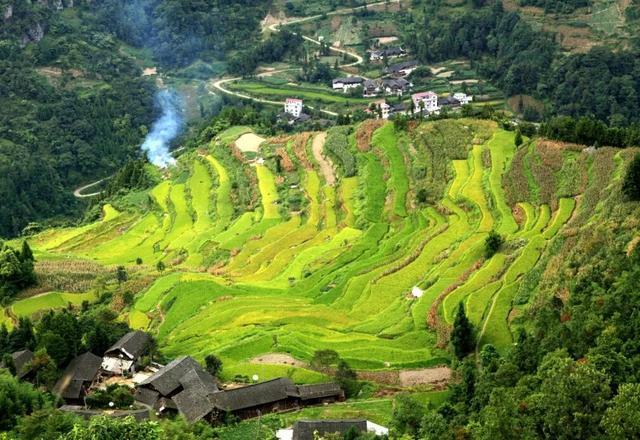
369,46 -> 407,62
3,331 -> 367,429
367,91 -> 474,120
332,76 -> 414,98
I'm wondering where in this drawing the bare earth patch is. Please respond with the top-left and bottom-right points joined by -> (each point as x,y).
377,36 -> 399,44
142,67 -> 157,76
250,353 -> 307,368
399,367 -> 452,387
450,79 -> 479,84
312,132 -> 336,186
235,133 -> 266,153
436,70 -> 454,78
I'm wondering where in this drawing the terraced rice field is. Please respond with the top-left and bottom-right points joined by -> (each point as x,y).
17,119 -> 595,381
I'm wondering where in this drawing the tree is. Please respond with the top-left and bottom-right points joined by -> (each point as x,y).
484,230 -> 504,259
61,416 -> 162,440
622,154 -> 640,201
115,266 -> 128,285
204,354 -> 223,378
21,241 -> 34,263
391,394 -> 426,437
451,303 -> 475,359
420,412 -> 452,440
601,383 -> 640,439
14,409 -> 81,440
514,129 -> 523,146
156,261 -> 166,273
311,349 -> 340,369
335,360 -> 360,398
0,370 -> 48,431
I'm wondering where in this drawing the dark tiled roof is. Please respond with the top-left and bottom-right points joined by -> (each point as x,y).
438,96 -> 461,106
138,356 -> 204,396
293,420 -> 368,440
134,387 -> 160,407
172,388 -> 216,423
11,350 -> 34,379
53,352 -> 102,400
104,331 -> 150,360
210,377 -> 297,412
296,383 -> 343,401
333,76 -> 364,85
385,60 -> 418,73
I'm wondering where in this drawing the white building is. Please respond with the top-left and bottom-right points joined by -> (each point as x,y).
332,76 -> 364,92
412,91 -> 439,114
453,92 -> 473,105
276,420 -> 389,440
284,98 -> 303,118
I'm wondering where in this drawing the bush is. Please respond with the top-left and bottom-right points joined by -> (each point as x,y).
484,230 -> 504,259
85,385 -> 134,410
310,349 -> 340,369
335,360 -> 361,398
622,154 -> 640,201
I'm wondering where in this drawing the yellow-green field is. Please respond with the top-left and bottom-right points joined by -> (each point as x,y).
5,119 -> 610,382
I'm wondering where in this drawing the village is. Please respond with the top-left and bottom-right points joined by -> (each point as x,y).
4,331 -> 389,439
279,46 -> 474,124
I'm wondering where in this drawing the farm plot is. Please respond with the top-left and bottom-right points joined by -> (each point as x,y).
24,120 -> 595,379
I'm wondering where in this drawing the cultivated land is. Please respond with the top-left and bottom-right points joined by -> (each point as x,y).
5,119 -> 625,390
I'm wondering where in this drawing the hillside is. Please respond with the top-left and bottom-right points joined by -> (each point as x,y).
4,119 -> 634,385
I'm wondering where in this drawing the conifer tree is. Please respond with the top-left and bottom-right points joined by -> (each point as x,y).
451,303 -> 475,359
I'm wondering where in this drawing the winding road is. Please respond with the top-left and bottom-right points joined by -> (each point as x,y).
210,0 -> 401,114
73,178 -> 110,198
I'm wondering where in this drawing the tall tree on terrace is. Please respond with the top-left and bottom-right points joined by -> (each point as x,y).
451,303 -> 475,359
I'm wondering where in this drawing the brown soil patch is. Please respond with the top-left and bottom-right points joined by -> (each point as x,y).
355,120 -> 385,152
357,366 -> 452,388
377,36 -> 399,44
450,79 -> 479,84
250,353 -> 307,368
312,132 -> 336,186
235,133 -> 265,153
436,70 -> 454,78
276,147 -> 295,172
543,24 -> 594,52
330,16 -> 341,32
292,133 -> 314,170
399,367 -> 452,387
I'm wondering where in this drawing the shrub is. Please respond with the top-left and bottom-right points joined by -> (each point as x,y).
484,230 -> 504,259
622,154 -> 640,201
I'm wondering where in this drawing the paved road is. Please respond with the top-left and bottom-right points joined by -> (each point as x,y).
211,0 -> 401,113
73,178 -> 109,198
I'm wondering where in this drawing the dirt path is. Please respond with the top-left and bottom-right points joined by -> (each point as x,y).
312,132 -> 336,186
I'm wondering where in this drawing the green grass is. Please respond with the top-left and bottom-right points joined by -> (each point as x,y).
372,124 -> 409,217
256,165 -> 281,220
23,120 -> 607,388
229,80 -> 369,104
12,291 -> 97,317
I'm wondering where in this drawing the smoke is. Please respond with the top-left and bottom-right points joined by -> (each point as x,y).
141,89 -> 184,168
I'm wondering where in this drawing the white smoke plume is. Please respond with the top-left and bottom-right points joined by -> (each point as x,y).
141,89 -> 183,167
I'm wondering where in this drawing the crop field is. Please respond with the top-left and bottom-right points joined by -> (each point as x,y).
8,119 -> 608,385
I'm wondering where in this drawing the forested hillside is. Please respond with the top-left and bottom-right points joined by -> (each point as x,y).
0,2 -> 156,237
90,0 -> 270,67
402,1 -> 640,124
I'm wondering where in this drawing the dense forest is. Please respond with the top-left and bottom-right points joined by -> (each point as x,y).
90,0 -> 270,68
403,1 -> 640,125
0,1 -> 157,237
